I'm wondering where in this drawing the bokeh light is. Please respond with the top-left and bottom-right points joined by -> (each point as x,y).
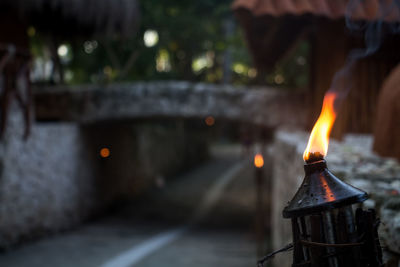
205,116 -> 215,126
144,30 -> 159,47
57,44 -> 68,57
100,148 -> 111,158
254,153 -> 264,168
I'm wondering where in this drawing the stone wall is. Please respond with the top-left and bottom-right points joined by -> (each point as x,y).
270,130 -> 400,266
270,131 -> 305,267
0,105 -> 209,248
0,106 -> 95,248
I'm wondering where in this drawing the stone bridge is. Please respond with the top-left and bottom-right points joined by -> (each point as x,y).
0,81 -> 307,249
34,81 -> 306,127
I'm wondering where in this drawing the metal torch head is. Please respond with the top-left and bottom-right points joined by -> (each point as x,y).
282,159 -> 368,218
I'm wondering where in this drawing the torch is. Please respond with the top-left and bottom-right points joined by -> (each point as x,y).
259,93 -> 383,267
254,153 -> 266,257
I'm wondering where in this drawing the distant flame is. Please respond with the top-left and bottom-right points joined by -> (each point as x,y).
100,147 -> 110,158
254,153 -> 264,168
205,116 -> 215,126
303,92 -> 337,162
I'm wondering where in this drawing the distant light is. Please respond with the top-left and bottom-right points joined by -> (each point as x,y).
248,68 -> 257,78
274,74 -> 285,84
100,148 -> 110,158
103,66 -> 113,76
192,52 -> 214,73
233,63 -> 247,74
65,70 -> 74,82
84,40 -> 98,54
156,49 -> 171,72
57,44 -> 68,57
192,57 -> 208,73
254,153 -> 264,168
27,26 -> 36,37
205,116 -> 215,126
144,30 -> 159,47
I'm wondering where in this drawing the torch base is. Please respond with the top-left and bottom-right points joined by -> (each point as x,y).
283,160 -> 368,218
290,207 -> 382,267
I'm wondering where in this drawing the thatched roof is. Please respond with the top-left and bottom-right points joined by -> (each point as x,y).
0,0 -> 139,38
233,0 -> 400,22
232,0 -> 400,70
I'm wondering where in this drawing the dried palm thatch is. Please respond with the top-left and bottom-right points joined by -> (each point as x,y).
0,0 -> 139,38
232,0 -> 400,22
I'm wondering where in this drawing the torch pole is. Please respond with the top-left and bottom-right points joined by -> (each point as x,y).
255,165 -> 265,257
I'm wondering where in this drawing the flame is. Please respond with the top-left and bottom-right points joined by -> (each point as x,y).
205,116 -> 215,126
100,147 -> 110,158
303,92 -> 337,162
254,153 -> 264,168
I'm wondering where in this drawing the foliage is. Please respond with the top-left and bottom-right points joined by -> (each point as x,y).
29,0 -> 309,88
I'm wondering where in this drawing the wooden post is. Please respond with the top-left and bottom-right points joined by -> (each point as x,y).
255,167 -> 265,257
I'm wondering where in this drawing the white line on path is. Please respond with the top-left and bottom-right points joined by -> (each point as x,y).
100,161 -> 245,267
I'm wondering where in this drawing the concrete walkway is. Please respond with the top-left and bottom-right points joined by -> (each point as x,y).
0,145 -> 259,267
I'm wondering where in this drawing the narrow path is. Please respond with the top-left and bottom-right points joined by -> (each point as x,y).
101,161 -> 245,267
0,145 -> 258,267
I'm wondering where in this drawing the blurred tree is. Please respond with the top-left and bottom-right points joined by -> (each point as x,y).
29,0 -> 309,88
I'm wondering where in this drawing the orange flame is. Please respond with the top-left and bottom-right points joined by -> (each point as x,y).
205,116 -> 215,126
303,92 -> 337,162
254,153 -> 264,168
100,147 -> 110,158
